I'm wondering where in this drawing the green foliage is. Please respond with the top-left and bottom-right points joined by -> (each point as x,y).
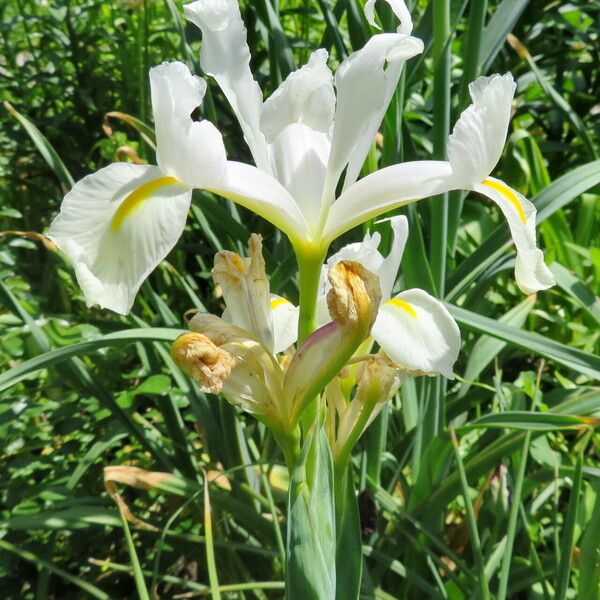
1,0 -> 599,598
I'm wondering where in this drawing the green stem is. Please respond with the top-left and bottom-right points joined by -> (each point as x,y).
450,428 -> 491,600
497,430 -> 531,600
427,0 -> 452,446
297,246 -> 327,343
449,0 -> 488,254
430,0 -> 451,296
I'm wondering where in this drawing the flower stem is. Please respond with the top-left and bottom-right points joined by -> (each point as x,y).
296,246 -> 327,343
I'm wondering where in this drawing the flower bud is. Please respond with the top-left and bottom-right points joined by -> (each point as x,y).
333,353 -> 401,463
285,260 -> 381,425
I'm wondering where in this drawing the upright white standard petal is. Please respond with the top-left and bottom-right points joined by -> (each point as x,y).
269,124 -> 330,229
261,49 -> 335,231
321,0 -> 423,205
365,0 -> 413,34
48,164 -> 191,314
184,0 -> 270,172
447,74 -> 516,185
149,61 -> 227,188
371,289 -> 460,379
447,73 -> 555,293
260,49 -> 335,141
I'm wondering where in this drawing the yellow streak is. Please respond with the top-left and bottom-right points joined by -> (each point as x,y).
270,297 -> 290,310
111,176 -> 180,233
482,179 -> 526,225
386,297 -> 417,318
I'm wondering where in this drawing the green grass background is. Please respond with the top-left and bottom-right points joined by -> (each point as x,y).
1,0 -> 599,598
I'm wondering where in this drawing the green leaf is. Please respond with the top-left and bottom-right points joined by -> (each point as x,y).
480,0 -> 529,71
460,411 -> 600,432
4,101 -> 74,190
551,262 -> 600,324
448,304 -> 600,379
555,453 -> 584,600
334,465 -> 362,600
458,296 -> 534,398
579,483 -> 600,600
0,539 -> 109,600
0,327 -> 182,392
285,428 -> 336,600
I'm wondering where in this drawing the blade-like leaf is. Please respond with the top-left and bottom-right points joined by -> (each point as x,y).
4,101 -> 74,190
448,304 -> 600,380
285,428 -> 336,599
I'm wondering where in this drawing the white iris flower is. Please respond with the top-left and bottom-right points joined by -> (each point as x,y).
48,0 -> 553,316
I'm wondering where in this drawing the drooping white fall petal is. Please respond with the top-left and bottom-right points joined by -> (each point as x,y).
48,164 -> 192,314
48,61 -> 228,314
209,161 -> 310,248
323,161 -> 453,242
446,74 -> 555,294
371,289 -> 461,379
325,73 -> 553,295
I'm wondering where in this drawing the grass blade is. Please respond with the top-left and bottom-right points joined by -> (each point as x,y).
4,100 -> 74,190
0,539 -> 109,600
449,428 -> 490,600
448,304 -> 600,380
555,452 -> 584,600
204,472 -> 222,600
497,430 -> 531,600
551,262 -> 600,324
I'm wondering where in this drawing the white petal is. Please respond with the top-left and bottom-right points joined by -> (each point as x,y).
326,232 -> 385,274
209,161 -> 309,246
374,215 -> 408,299
365,0 -> 414,34
269,123 -> 330,230
322,32 -> 423,203
447,74 -> 516,185
149,61 -> 227,188
260,49 -> 335,142
48,163 -> 191,314
184,0 -> 270,172
372,289 -> 461,379
323,160 -> 453,243
472,178 -> 555,294
270,295 -> 299,353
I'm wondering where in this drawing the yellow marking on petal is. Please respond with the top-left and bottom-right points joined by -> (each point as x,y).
271,297 -> 290,310
111,176 -> 181,233
482,178 -> 526,225
386,297 -> 417,318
